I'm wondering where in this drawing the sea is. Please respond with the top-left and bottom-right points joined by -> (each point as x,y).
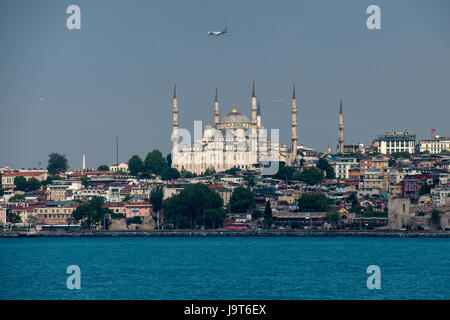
0,237 -> 449,299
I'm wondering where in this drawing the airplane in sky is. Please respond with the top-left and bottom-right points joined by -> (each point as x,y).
208,27 -> 227,37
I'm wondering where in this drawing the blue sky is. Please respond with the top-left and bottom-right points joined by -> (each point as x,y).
1,0 -> 449,169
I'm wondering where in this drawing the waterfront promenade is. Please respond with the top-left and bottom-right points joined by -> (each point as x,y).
1,229 -> 450,238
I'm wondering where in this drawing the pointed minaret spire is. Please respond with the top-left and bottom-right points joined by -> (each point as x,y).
252,80 -> 256,98
338,96 -> 345,154
215,82 -> 218,102
257,99 -> 262,128
173,77 -> 177,99
251,80 -> 257,128
172,78 -> 179,167
290,82 -> 298,163
214,82 -> 220,125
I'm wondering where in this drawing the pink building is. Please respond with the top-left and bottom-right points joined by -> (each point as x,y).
125,203 -> 152,218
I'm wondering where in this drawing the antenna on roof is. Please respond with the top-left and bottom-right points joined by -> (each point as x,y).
116,136 -> 119,165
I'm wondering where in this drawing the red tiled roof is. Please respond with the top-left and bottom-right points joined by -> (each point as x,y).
3,171 -> 46,176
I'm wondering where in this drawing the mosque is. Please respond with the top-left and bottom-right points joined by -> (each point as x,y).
170,81 -> 299,174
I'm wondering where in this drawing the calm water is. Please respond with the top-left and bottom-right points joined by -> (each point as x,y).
0,237 -> 449,300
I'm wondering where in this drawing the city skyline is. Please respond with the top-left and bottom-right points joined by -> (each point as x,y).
1,0 -> 450,169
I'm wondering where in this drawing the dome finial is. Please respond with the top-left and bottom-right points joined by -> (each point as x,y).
232,104 -> 237,113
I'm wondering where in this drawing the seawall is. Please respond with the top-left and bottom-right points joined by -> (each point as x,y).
1,230 -> 450,238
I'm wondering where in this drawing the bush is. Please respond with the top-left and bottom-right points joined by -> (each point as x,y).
126,216 -> 142,225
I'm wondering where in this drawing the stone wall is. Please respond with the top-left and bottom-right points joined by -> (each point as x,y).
109,216 -> 156,231
388,198 -> 450,230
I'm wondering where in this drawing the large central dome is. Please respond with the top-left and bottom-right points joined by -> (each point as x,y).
219,105 -> 250,124
220,112 -> 250,124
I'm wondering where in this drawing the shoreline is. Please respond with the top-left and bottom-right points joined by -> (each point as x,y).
1,230 -> 450,238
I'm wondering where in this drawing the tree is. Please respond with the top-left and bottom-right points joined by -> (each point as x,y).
162,183 -> 224,229
295,168 -> 324,186
9,194 -> 26,203
128,155 -> 144,176
0,188 -> 4,197
47,153 -> 69,175
419,184 -> 433,196
391,152 -> 410,159
180,169 -> 195,178
317,158 -> 335,179
325,212 -> 340,225
14,176 -> 41,192
224,166 -> 241,175
26,178 -> 41,191
150,185 -> 164,229
252,208 -> 263,220
273,162 -> 295,181
80,177 -> 89,187
297,194 -> 332,212
41,175 -> 62,186
14,176 -> 28,191
97,165 -> 109,171
246,175 -> 256,189
431,209 -> 441,229
144,150 -> 168,175
166,154 -> 172,167
161,167 -> 180,180
203,167 -> 216,177
229,187 -> 255,213
263,201 -> 273,229
7,210 -> 22,225
72,196 -> 112,229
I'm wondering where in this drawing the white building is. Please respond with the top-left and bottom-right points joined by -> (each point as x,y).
171,81 -> 294,175
374,131 -> 416,154
431,185 -> 450,206
332,158 -> 359,179
109,163 -> 129,173
418,136 -> 450,154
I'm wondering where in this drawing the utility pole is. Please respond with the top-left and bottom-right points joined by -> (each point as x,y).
116,136 -> 119,165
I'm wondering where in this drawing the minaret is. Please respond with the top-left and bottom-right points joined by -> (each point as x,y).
82,153 -> 86,170
257,99 -> 262,128
291,83 -> 298,162
172,78 -> 179,164
214,83 -> 220,125
338,97 -> 344,154
251,80 -> 257,129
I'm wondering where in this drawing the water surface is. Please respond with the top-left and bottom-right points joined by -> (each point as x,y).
0,237 -> 448,299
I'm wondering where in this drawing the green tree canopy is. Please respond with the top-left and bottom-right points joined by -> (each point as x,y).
294,167 -> 324,185
47,153 -> 69,175
145,150 -> 168,175
229,187 -> 255,213
166,153 -> 172,166
9,194 -> 26,203
163,183 -> 224,229
317,158 -> 335,179
128,155 -> 144,176
7,210 -> 22,224
97,165 -> 109,171
72,196 -> 112,228
224,166 -> 241,175
325,212 -> 340,225
14,176 -> 28,191
246,175 -> 256,189
150,185 -> 164,213
263,201 -> 273,229
161,167 -> 181,180
297,194 -> 332,212
273,162 -> 295,181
